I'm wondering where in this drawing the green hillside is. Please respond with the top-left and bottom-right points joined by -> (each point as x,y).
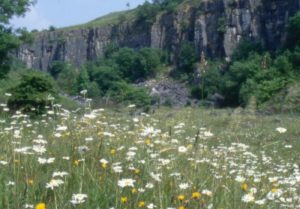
61,10 -> 137,30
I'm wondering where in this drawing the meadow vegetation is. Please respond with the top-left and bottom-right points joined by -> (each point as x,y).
0,99 -> 299,208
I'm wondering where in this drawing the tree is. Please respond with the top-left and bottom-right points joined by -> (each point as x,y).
112,47 -> 137,80
91,66 -> 122,93
76,68 -> 90,92
0,0 -> 35,79
136,2 -> 160,25
135,48 -> 161,79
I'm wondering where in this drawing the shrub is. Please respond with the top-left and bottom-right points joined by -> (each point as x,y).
104,43 -> 119,58
231,40 -> 263,61
177,41 -> 197,74
190,61 -> 223,100
91,66 -> 122,93
289,46 -> 300,68
76,69 -> 90,92
7,71 -> 57,114
135,48 -> 162,79
286,11 -> 300,49
55,62 -> 78,95
74,47 -> 165,106
221,53 -> 262,105
112,47 -> 137,81
87,82 -> 101,98
191,86 -> 205,100
217,17 -> 226,33
221,52 -> 295,106
108,82 -> 151,108
136,2 -> 160,25
49,61 -> 66,79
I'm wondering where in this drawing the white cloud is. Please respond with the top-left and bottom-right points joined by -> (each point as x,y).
10,6 -> 52,31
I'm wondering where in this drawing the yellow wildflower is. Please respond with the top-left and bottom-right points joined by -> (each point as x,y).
74,160 -> 80,166
131,188 -> 137,194
101,163 -> 107,169
35,203 -> 46,209
110,149 -> 116,155
121,196 -> 128,203
241,183 -> 248,191
191,191 -> 201,199
145,139 -> 152,145
134,168 -> 140,175
138,201 -> 145,207
178,206 -> 185,209
177,195 -> 185,201
26,179 -> 34,186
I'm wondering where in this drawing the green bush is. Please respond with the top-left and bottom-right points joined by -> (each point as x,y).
286,11 -> 300,49
221,53 -> 262,105
55,62 -> 78,95
134,48 -> 162,79
177,41 -> 197,75
74,46 -> 165,106
220,52 -> 296,106
7,71 -> 57,114
231,40 -> 263,61
91,66 -> 122,93
262,81 -> 300,113
108,47 -> 164,81
112,47 -> 137,81
76,68 -> 90,92
136,2 -> 160,25
104,42 -> 119,58
49,61 -> 67,79
190,61 -> 223,100
191,86 -> 205,100
108,82 -> 151,108
217,17 -> 226,33
87,82 -> 101,98
289,46 -> 300,67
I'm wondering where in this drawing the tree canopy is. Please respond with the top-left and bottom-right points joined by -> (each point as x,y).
0,0 -> 35,79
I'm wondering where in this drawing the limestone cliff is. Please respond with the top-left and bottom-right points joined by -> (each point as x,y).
17,0 -> 300,71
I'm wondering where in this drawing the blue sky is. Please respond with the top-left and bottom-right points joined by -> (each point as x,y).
11,0 -> 146,31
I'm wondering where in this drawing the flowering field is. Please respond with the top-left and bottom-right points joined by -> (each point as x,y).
0,104 -> 300,209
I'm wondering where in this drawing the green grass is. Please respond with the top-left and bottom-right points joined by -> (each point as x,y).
60,9 -> 137,31
0,103 -> 299,209
54,0 -> 201,31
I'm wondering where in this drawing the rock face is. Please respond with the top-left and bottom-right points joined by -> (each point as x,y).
17,0 -> 300,71
137,78 -> 192,107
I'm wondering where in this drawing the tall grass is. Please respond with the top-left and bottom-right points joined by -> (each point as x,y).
0,100 -> 299,209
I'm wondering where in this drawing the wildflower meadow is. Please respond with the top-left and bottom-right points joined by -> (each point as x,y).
0,99 -> 300,209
